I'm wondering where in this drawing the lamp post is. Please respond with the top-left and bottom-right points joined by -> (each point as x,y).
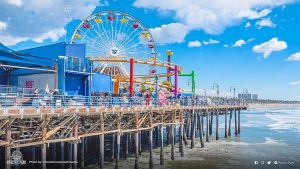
230,86 -> 236,105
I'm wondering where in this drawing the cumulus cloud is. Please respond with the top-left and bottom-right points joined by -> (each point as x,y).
149,23 -> 189,45
255,17 -> 276,28
287,52 -> 300,61
289,80 -> 300,86
247,38 -> 256,42
252,37 -> 287,58
188,40 -> 201,47
223,44 -> 229,48
203,38 -> 219,45
134,0 -> 293,35
0,21 -> 8,31
245,22 -> 251,28
6,0 -> 22,7
233,39 -> 246,47
0,0 -> 100,46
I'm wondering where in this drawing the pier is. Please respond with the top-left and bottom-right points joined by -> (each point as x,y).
0,95 -> 246,169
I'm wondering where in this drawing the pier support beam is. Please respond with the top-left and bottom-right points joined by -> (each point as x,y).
216,110 -> 219,140
209,112 -> 213,135
115,132 -> 120,169
42,144 -> 47,169
5,117 -> 12,169
124,133 -> 129,160
238,110 -> 241,135
61,142 -> 64,169
206,110 -> 209,142
99,113 -> 105,169
179,113 -> 184,157
160,125 -> 164,165
80,138 -> 85,168
171,124 -> 175,160
134,113 -> 139,169
42,115 -> 48,169
199,112 -> 204,147
228,110 -> 232,136
149,112 -> 153,169
190,110 -> 195,149
234,109 -> 238,136
225,110 -> 228,138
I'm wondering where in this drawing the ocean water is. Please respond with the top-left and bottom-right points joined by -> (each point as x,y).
88,106 -> 300,169
167,106 -> 300,169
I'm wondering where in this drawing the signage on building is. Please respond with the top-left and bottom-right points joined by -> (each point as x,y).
26,80 -> 34,88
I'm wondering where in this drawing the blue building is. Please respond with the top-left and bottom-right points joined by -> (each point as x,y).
0,42 -> 112,95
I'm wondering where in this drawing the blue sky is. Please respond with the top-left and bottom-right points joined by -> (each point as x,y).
0,0 -> 300,100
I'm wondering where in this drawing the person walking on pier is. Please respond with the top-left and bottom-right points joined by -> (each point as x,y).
145,91 -> 151,106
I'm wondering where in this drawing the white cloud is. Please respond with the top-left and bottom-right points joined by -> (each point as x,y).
188,40 -> 201,47
247,38 -> 256,42
6,0 -> 22,7
0,21 -> 8,31
287,52 -> 300,61
223,44 -> 229,48
32,28 -> 66,43
233,39 -> 246,47
255,17 -> 276,28
0,0 -> 100,46
252,37 -> 287,58
203,38 -> 219,45
134,0 -> 293,35
245,22 -> 251,28
149,23 -> 189,45
289,80 -> 300,86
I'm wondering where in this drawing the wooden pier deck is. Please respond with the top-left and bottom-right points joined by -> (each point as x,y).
0,103 -> 246,169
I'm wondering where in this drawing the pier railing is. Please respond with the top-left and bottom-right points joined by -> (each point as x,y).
0,93 -> 245,110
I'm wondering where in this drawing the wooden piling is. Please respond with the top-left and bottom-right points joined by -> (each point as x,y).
228,110 -> 232,136
199,112 -> 204,148
32,147 -> 36,169
160,125 -> 164,165
179,113 -> 184,157
234,109 -> 238,135
68,142 -> 73,169
99,112 -> 105,169
80,138 -> 85,168
115,133 -> 120,169
190,110 -> 195,149
225,110 -> 228,138
206,110 -> 210,142
61,142 -> 64,169
111,134 -> 115,160
149,112 -> 153,169
216,110 -> 219,140
42,115 -> 47,169
171,124 -> 175,160
115,112 -> 121,169
209,112 -> 213,135
238,109 -> 241,135
138,131 -> 142,155
124,133 -> 128,160
42,144 -> 47,169
134,113 -> 139,169
5,117 -> 12,169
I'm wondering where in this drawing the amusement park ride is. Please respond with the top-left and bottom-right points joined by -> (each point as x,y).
70,10 -> 193,97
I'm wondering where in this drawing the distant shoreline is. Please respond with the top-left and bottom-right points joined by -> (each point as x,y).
248,103 -> 300,110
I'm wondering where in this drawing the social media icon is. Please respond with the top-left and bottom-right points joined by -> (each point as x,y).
261,161 -> 265,165
267,161 -> 271,165
254,161 -> 258,165
274,161 -> 278,164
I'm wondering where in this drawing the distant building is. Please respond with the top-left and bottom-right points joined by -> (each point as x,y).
238,93 -> 258,100
252,94 -> 258,100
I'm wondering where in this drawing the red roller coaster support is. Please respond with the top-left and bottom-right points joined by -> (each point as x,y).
130,58 -> 134,97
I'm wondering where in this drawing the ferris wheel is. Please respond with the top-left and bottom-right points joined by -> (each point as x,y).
70,10 -> 160,80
